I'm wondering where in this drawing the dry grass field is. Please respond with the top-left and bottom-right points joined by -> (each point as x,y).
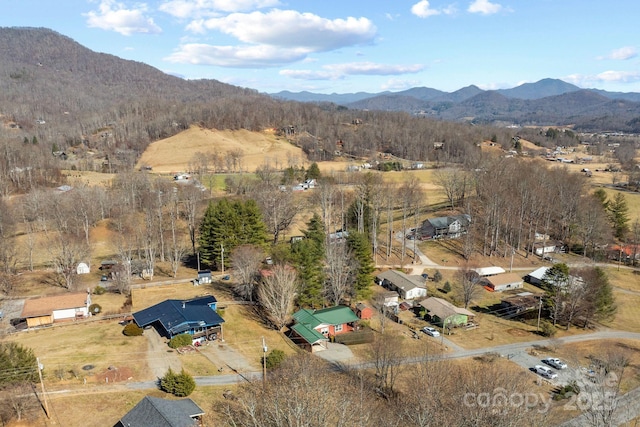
135,126 -> 307,173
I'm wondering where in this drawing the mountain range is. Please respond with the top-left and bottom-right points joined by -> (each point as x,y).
271,79 -> 640,131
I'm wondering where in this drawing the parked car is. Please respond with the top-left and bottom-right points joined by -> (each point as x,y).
422,326 -> 440,337
542,357 -> 567,370
534,365 -> 558,379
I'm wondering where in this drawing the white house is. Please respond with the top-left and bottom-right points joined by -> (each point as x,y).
376,270 -> 427,300
482,273 -> 524,292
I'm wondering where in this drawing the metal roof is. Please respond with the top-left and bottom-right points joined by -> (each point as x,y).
474,266 -> 506,277
132,295 -> 223,336
292,306 -> 359,330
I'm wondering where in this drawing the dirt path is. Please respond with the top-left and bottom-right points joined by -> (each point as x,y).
144,328 -> 182,380
197,340 -> 257,373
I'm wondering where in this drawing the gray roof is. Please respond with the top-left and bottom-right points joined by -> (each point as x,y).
118,396 -> 204,427
377,270 -> 425,292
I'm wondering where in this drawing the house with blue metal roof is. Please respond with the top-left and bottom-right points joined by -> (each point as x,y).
132,295 -> 224,341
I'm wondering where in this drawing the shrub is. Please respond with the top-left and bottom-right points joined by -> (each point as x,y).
88,303 -> 102,314
93,285 -> 106,295
169,333 -> 193,349
433,270 -> 443,283
540,321 -> 557,337
442,281 -> 452,293
160,368 -> 195,397
123,323 -> 143,336
263,349 -> 286,369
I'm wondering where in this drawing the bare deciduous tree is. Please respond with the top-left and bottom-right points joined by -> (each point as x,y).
324,241 -> 354,306
455,265 -> 481,309
257,263 -> 298,330
231,244 -> 265,302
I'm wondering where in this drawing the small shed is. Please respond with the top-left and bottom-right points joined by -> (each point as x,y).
482,273 -> 524,292
195,270 -> 212,285
355,303 -> 374,320
76,262 -> 90,275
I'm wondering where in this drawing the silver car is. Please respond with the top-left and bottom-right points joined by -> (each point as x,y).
543,357 -> 567,370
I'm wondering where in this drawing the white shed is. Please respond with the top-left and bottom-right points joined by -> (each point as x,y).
76,262 -> 90,275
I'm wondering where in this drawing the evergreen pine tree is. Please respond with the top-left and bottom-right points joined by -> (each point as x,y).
198,199 -> 268,270
292,213 -> 325,307
608,192 -> 629,239
347,231 -> 374,300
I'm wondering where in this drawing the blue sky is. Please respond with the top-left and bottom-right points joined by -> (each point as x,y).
3,0 -> 640,94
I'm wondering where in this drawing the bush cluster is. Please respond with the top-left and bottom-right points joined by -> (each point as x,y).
160,368 -> 196,397
123,323 -> 143,336
169,333 -> 193,349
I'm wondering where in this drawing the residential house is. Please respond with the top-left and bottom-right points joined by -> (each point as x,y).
531,240 -> 562,257
482,273 -> 524,292
21,292 -> 91,328
419,297 -> 475,327
419,214 -> 471,240
115,395 -> 204,427
524,267 -> 549,286
289,306 -> 360,352
608,244 -> 640,263
132,296 -> 224,341
474,266 -> 506,277
355,303 -> 374,320
376,270 -> 427,300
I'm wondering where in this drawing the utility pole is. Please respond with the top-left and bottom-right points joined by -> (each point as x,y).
510,247 -> 515,272
537,296 -> 543,332
262,337 -> 268,386
36,357 -> 50,419
221,243 -> 225,273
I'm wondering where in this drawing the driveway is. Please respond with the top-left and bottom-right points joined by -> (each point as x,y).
315,343 -> 355,364
144,327 -> 182,380
197,340 -> 256,373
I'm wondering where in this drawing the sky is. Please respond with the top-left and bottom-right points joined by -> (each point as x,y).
3,0 -> 640,95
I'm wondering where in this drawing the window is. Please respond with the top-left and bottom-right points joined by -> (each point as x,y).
335,324 -> 343,332
320,328 -> 329,335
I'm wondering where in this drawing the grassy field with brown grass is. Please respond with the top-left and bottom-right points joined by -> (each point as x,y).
135,126 -> 308,173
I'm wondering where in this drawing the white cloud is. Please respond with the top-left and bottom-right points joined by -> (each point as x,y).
564,71 -> 640,86
84,0 -> 161,36
411,1 -> 440,18
327,62 -> 424,76
164,43 -> 308,67
381,78 -> 422,91
279,69 -> 339,80
606,46 -> 638,61
158,0 -> 280,19
279,62 -> 423,81
467,0 -> 503,15
596,70 -> 640,83
188,9 -> 376,51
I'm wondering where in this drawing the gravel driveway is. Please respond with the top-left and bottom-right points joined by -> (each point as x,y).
144,327 -> 182,380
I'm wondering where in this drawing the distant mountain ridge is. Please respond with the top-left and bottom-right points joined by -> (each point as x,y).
271,79 -> 640,130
